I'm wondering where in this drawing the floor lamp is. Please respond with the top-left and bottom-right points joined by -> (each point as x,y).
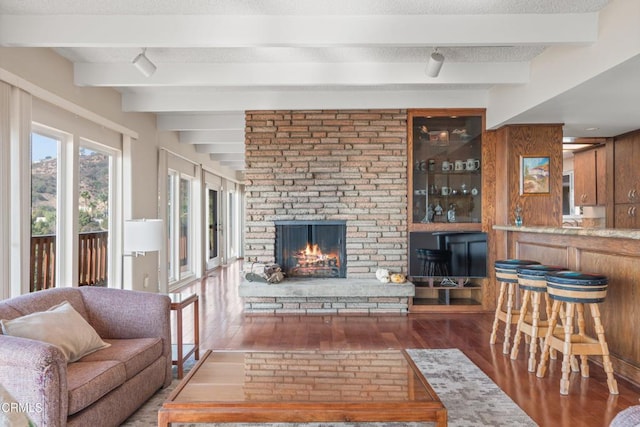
123,219 -> 163,288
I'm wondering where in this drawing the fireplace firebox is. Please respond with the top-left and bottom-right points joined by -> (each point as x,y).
275,220 -> 347,278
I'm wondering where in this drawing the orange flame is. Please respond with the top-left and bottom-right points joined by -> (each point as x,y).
304,243 -> 321,257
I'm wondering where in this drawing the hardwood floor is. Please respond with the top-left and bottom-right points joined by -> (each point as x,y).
176,261 -> 640,427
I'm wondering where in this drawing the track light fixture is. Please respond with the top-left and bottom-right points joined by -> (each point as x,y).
425,48 -> 445,78
132,48 -> 156,77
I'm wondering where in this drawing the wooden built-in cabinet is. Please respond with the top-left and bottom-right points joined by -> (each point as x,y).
613,131 -> 640,227
614,204 -> 640,228
408,110 -> 484,230
408,109 -> 486,312
573,146 -> 606,206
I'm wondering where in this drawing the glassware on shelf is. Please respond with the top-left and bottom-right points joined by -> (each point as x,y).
409,110 -> 483,225
447,204 -> 456,223
434,201 -> 443,217
422,203 -> 435,223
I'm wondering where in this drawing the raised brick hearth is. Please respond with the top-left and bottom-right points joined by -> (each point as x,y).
239,277 -> 414,314
242,109 -> 412,313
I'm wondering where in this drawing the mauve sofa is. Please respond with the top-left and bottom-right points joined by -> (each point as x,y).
0,287 -> 172,426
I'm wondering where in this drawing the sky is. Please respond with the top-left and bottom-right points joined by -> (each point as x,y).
31,133 -> 58,162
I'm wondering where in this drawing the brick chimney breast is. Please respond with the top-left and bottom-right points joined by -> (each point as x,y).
244,110 -> 408,279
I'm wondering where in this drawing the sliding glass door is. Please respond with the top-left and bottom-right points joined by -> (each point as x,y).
206,187 -> 221,270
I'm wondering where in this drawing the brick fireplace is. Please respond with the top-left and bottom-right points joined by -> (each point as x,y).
240,109 -> 413,314
275,220 -> 347,279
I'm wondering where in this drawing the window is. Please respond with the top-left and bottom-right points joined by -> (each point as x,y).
78,143 -> 114,286
30,132 -> 60,291
167,173 -> 176,282
167,170 -> 194,283
179,177 -> 191,274
562,172 -> 576,216
30,121 -> 121,291
228,190 -> 235,259
208,188 -> 219,261
225,185 -> 243,262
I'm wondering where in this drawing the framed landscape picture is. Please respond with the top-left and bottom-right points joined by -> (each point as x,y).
520,155 -> 550,195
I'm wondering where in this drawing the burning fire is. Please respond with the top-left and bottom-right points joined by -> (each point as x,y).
304,243 -> 321,257
295,243 -> 339,268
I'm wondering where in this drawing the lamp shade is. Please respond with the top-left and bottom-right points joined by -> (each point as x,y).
124,219 -> 163,254
425,51 -> 445,77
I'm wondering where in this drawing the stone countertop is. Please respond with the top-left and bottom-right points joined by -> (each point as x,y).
493,225 -> 640,240
239,278 -> 415,298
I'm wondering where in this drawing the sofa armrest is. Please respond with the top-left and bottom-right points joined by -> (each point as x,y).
0,335 -> 68,427
77,287 -> 172,386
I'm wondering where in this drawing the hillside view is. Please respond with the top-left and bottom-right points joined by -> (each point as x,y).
31,148 -> 110,236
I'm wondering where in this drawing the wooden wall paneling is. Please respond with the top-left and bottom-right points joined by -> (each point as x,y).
571,248 -> 639,385
486,124 -> 563,311
503,125 -> 563,228
513,241 -> 570,268
482,129 -> 498,310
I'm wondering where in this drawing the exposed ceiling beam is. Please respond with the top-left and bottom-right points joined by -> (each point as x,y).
0,14 -> 597,47
195,144 -> 244,154
74,62 -> 529,87
220,160 -> 246,170
157,113 -> 244,131
180,130 -> 244,144
122,88 -> 488,112
210,153 -> 245,161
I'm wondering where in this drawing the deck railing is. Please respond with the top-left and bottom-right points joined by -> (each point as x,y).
30,234 -> 56,292
30,231 -> 109,291
78,231 -> 108,287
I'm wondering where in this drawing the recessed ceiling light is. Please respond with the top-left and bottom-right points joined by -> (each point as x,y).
585,127 -> 599,131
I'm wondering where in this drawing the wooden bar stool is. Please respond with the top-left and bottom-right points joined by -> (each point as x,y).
536,271 -> 618,395
490,259 -> 540,354
510,264 -> 566,372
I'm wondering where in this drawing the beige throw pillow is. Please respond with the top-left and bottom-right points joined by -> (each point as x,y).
1,301 -> 110,362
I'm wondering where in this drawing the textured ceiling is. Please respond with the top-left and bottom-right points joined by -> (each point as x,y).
0,0 -> 611,15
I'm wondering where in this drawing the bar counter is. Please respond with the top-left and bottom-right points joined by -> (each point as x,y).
493,224 -> 640,387
494,225 -> 640,240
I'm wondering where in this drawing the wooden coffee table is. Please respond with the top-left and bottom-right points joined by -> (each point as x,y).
158,349 -> 447,426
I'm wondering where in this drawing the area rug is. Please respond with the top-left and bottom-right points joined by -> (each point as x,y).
121,348 -> 537,427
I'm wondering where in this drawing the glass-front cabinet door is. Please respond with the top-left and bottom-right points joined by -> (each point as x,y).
408,109 -> 485,230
